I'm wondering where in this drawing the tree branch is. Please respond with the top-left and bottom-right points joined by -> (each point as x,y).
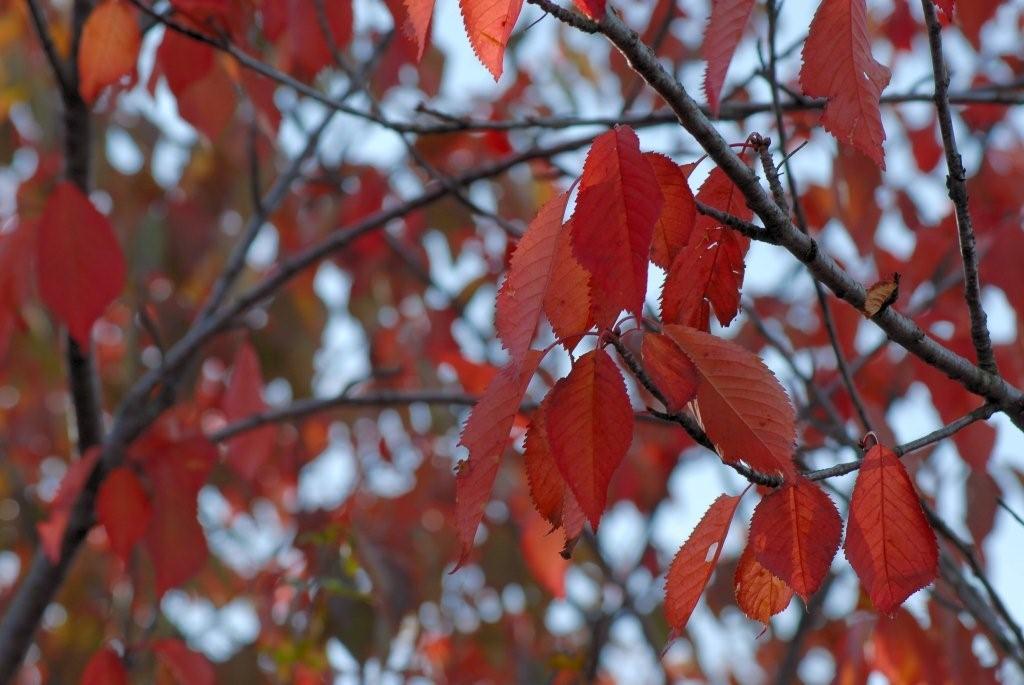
528,0 -> 1024,431
920,0 -> 997,375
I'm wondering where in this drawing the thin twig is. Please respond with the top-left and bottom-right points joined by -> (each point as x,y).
920,0 -> 997,375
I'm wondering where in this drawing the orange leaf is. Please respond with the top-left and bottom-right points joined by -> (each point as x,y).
748,478 -> 842,600
844,444 -> 938,613
661,167 -> 750,327
35,182 -> 126,345
459,0 -> 524,79
153,639 -> 215,685
733,545 -> 793,624
862,272 -> 900,318
96,467 -> 152,563
702,0 -> 757,115
572,126 -> 663,328
800,0 -> 891,167
641,332 -> 698,413
545,348 -> 634,528
664,493 -> 741,631
644,153 -> 696,270
81,647 -> 127,685
455,349 -> 543,564
78,0 -> 140,103
495,191 -> 571,366
664,325 -> 797,479
222,342 -> 275,482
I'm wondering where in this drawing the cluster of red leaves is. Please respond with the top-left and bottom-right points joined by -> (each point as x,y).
461,125 -> 941,631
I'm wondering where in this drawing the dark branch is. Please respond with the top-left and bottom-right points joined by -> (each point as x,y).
920,0 -> 997,375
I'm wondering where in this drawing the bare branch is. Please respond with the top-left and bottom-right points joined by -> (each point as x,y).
920,0 -> 997,375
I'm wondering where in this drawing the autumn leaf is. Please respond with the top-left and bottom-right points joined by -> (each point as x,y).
572,126 -> 663,328
78,0 -> 140,103
142,436 -> 216,596
748,478 -> 842,600
495,191 -> 571,366
37,447 -> 101,563
661,167 -> 750,328
703,0 -> 757,115
542,215 -> 592,347
262,0 -> 353,78
523,396 -> 566,527
81,648 -> 128,685
519,507 -> 570,597
733,545 -> 794,623
573,0 -> 605,19
664,325 -> 797,479
800,0 -> 892,167
665,493 -> 742,631
459,0 -> 524,79
403,0 -> 436,60
35,182 -> 126,345
222,342 -> 275,481
154,21 -> 215,95
545,348 -> 634,528
153,639 -> 215,685
641,332 -> 698,413
644,153 -> 696,270
455,349 -> 543,564
0,220 -> 34,361
96,467 -> 152,563
844,444 -> 938,613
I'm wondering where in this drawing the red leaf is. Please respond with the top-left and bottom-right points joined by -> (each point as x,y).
545,348 -> 634,528
495,191 -> 571,366
519,508 -> 570,597
665,493 -> 741,631
572,126 -> 663,328
933,0 -> 953,17
455,349 -> 543,564
799,0 -> 892,167
907,119 -> 943,173
661,167 -> 750,327
96,467 -> 152,563
78,0 -> 140,103
664,325 -> 797,479
644,153 -> 696,270
143,437 -> 216,596
573,0 -> 605,19
542,216 -> 592,346
36,182 -> 126,345
748,478 -> 842,600
153,639 -> 215,685
702,0 -> 757,115
523,397 -> 566,527
844,445 -> 938,613
262,0 -> 353,78
0,221 -> 34,360
459,0 -> 524,80
641,332 -> 698,413
222,342 -> 275,481
37,447 -> 101,563
733,545 -> 793,623
81,647 -> 127,685
402,0 -> 436,60
154,21 -> 215,95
